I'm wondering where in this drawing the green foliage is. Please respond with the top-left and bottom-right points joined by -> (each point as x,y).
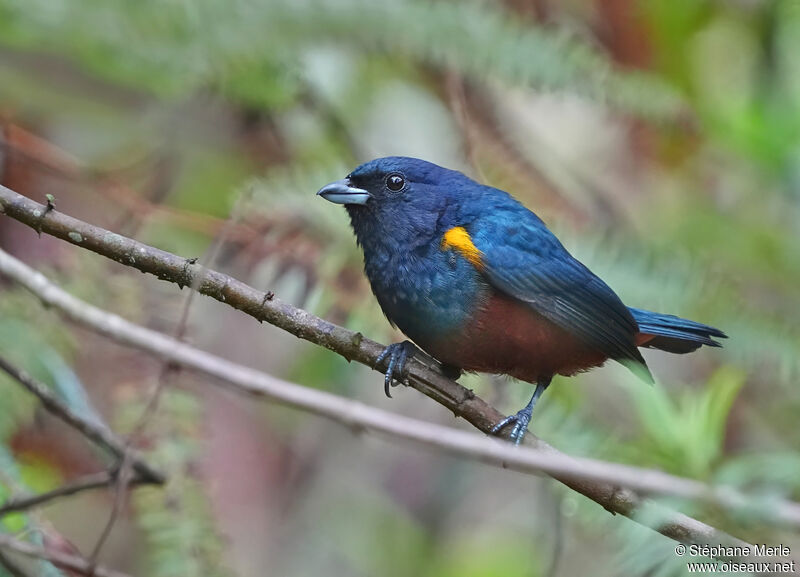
615,500 -> 721,577
621,368 -> 744,479
0,446 -> 29,535
716,452 -> 800,501
426,534 -> 544,577
0,312 -> 69,441
0,276 -> 109,439
0,291 -> 99,577
0,447 -> 65,577
0,0 -> 683,119
118,389 -> 232,577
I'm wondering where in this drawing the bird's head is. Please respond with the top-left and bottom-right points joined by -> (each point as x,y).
316,156 -> 460,208
317,156 -> 470,247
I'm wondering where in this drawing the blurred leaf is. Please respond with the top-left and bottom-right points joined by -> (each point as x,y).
0,446 -> 65,577
42,353 -> 106,429
621,368 -> 745,478
715,451 -> 800,497
427,534 -> 544,577
0,0 -> 684,119
119,389 -> 232,577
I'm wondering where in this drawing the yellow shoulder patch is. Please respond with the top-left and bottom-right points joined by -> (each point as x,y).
441,226 -> 484,270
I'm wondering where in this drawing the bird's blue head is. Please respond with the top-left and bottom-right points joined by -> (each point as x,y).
317,156 -> 477,249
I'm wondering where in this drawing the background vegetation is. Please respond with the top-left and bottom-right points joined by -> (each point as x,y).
0,1 -> 799,575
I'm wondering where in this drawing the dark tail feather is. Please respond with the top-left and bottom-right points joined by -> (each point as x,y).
629,308 -> 727,354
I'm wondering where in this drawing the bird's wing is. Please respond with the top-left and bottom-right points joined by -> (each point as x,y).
468,212 -> 648,370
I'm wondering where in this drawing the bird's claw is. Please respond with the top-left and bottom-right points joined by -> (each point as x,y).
489,381 -> 549,446
490,406 -> 533,446
376,341 -> 416,398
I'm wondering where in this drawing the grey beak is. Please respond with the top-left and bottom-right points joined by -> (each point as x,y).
316,179 -> 371,205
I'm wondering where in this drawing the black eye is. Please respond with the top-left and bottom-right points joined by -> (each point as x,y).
385,173 -> 405,192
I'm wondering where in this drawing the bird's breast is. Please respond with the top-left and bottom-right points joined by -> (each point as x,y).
363,242 -> 488,348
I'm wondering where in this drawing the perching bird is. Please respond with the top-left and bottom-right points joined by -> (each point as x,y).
317,157 -> 726,444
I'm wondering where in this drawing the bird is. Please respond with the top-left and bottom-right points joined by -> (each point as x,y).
317,157 -> 726,444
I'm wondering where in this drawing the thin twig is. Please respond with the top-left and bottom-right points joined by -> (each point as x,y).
0,534 -> 132,577
0,470 -> 150,517
87,455 -> 132,569
1,245 -> 798,546
545,487 -> 564,577
87,177 -> 251,566
0,355 -> 164,485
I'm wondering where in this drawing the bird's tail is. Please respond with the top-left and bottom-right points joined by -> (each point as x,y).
629,308 -> 727,354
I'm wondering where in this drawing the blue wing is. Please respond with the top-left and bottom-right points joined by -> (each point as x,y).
468,207 -> 649,373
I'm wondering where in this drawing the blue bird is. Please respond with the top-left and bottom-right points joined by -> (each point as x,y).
317,157 -> 726,444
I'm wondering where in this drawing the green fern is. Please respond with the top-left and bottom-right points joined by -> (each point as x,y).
620,368 -> 745,479
117,389 -> 233,577
0,0 -> 684,119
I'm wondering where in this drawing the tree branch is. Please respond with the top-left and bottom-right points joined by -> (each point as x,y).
0,470 -> 152,517
0,355 -> 164,485
1,186 -> 792,547
0,534 -> 132,577
0,258 -> 792,552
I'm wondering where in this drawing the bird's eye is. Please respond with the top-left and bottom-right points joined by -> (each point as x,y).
385,173 -> 405,192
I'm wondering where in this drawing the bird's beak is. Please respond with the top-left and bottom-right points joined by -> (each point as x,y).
316,179 -> 371,205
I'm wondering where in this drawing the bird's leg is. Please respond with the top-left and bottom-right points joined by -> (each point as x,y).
375,340 -> 419,398
490,378 -> 551,445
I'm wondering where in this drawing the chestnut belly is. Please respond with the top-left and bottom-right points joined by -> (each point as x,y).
425,291 -> 609,383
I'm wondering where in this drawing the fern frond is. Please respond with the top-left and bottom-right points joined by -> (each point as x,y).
0,0 -> 684,119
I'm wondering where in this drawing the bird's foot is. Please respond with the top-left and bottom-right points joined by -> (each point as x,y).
375,340 -> 418,398
490,405 -> 533,446
490,380 -> 550,446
